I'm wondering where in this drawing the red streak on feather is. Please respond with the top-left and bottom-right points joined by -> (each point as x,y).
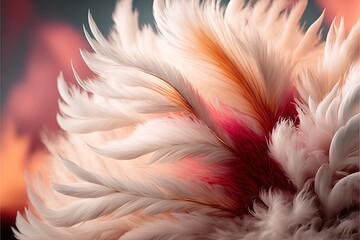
278,89 -> 299,125
181,100 -> 297,216
216,109 -> 296,214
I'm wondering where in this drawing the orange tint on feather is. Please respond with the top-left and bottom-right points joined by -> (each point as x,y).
195,27 -> 277,132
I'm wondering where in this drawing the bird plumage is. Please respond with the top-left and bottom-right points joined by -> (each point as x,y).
14,0 -> 359,239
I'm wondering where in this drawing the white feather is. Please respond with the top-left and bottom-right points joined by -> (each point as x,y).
329,114 -> 360,171
14,1 -> 360,239
326,173 -> 360,216
91,115 -> 224,160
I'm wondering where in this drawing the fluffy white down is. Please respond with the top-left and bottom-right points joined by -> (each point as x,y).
14,0 -> 359,239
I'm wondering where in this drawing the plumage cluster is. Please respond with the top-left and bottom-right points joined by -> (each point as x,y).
14,0 -> 359,239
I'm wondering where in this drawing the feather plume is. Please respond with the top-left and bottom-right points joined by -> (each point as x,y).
15,0 -> 359,239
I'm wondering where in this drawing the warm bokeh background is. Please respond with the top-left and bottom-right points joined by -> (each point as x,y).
0,0 -> 358,239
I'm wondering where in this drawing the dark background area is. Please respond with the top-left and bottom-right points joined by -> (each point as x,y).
1,0 -> 156,107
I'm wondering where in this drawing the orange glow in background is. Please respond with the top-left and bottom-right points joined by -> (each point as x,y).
0,119 -> 47,218
1,1 -> 95,238
0,0 -> 358,239
1,22 -> 92,217
316,0 -> 359,35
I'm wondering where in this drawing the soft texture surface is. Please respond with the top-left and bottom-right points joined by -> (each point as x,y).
14,0 -> 359,239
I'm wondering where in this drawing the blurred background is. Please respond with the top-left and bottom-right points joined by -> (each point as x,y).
0,0 -> 358,239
